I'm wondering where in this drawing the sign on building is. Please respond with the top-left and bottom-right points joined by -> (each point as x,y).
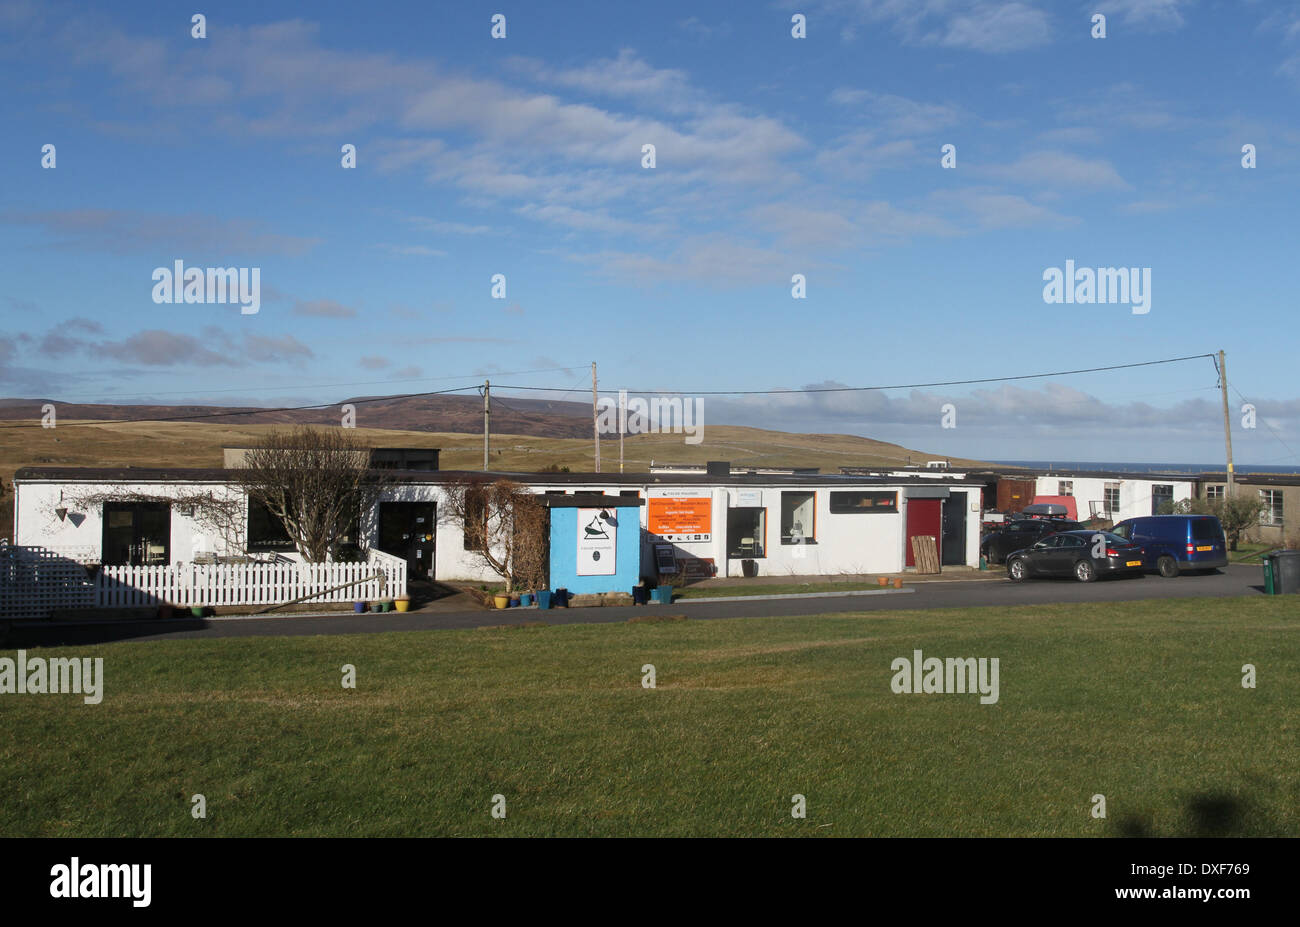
647,496 -> 712,542
576,508 -> 616,575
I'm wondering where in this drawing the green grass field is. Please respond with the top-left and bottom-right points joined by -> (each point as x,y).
2,596 -> 1297,837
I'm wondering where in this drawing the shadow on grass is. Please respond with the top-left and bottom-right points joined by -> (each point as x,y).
1115,791 -> 1260,837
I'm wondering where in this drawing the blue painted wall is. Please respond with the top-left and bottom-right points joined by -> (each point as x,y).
548,505 -> 643,595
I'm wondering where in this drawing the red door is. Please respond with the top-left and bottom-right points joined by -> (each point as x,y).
905,498 -> 942,567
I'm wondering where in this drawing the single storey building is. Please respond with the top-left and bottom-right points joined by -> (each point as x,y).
11,464 -> 986,586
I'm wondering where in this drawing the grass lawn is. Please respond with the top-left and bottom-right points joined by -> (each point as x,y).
2,597 -> 1297,837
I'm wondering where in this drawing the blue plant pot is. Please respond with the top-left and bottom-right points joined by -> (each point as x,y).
354,601 -> 367,613
520,593 -> 534,607
536,591 -> 552,610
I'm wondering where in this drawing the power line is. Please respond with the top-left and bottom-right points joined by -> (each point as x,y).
43,366 -> 588,403
492,353 -> 1218,397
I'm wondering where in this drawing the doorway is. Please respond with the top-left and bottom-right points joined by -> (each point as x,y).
941,495 -> 966,566
378,502 -> 436,579
102,502 -> 171,566
905,498 -> 942,567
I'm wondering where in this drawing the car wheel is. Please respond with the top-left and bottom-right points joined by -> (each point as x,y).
1007,558 -> 1027,582
1156,555 -> 1178,578
1074,559 -> 1095,583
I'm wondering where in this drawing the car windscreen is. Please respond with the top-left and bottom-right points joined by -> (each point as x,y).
1190,518 -> 1222,541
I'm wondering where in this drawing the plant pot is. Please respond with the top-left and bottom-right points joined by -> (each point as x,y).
493,594 -> 511,609
877,576 -> 889,586
394,598 -> 410,613
535,591 -> 553,610
509,597 -> 521,608
632,586 -> 650,605
892,578 -> 904,589
519,593 -> 534,607
654,586 -> 673,604
190,605 -> 207,618
157,604 -> 173,619
354,601 -> 368,613
555,588 -> 569,607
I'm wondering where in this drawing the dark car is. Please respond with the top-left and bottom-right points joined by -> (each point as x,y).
1110,515 -> 1228,576
1006,530 -> 1145,583
981,518 -> 1085,564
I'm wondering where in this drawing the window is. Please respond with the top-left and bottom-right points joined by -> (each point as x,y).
1058,481 -> 1073,496
102,502 -> 171,566
619,490 -> 641,498
1206,485 -> 1225,501
781,491 -> 815,544
1151,484 -> 1174,516
463,486 -> 488,549
1103,483 -> 1121,517
1260,490 -> 1284,526
247,501 -> 295,553
727,507 -> 766,559
829,491 -> 898,513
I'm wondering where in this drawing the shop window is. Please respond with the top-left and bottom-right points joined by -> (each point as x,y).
247,501 -> 296,553
781,491 -> 815,544
828,491 -> 898,513
727,507 -> 766,558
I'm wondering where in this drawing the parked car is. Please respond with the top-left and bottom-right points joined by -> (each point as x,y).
981,517 -> 1085,564
1006,530 -> 1145,583
1109,515 -> 1228,577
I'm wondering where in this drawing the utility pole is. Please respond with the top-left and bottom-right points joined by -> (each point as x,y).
1219,350 -> 1234,496
619,388 -> 625,474
483,379 -> 490,471
592,361 -> 600,473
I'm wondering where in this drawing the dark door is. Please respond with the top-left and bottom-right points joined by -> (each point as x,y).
905,498 -> 942,567
941,496 -> 966,566
378,502 -> 436,579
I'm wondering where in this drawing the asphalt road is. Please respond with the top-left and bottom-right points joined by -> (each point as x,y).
4,563 -> 1279,649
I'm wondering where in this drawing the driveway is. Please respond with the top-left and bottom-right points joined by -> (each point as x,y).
4,563 -> 1272,648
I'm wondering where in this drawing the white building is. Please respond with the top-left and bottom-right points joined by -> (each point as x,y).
12,465 -> 986,583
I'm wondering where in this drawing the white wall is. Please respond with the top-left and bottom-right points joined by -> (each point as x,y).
1034,475 -> 1195,521
15,476 -> 985,582
14,480 -> 247,562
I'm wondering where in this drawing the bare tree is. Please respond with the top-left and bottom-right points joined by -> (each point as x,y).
233,427 -> 386,563
441,477 -> 548,594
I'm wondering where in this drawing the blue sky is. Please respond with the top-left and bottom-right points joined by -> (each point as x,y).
1,0 -> 1298,464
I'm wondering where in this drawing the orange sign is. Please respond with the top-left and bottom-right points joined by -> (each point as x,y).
648,496 -> 712,541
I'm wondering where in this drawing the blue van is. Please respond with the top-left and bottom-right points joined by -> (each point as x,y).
1110,515 -> 1228,577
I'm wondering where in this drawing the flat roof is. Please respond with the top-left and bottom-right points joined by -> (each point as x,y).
12,465 -> 984,488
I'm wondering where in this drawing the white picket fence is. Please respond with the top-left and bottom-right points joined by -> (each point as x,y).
0,543 -> 408,618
